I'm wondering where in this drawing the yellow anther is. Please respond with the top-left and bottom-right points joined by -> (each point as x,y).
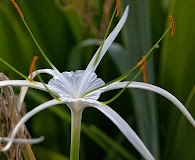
138,56 -> 147,83
11,0 -> 24,19
116,0 -> 120,17
169,15 -> 175,36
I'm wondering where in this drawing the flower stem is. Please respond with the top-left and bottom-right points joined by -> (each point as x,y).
70,109 -> 83,160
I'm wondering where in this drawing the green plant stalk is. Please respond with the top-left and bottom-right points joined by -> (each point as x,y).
70,109 -> 83,160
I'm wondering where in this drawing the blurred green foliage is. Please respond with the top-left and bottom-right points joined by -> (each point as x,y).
0,0 -> 194,159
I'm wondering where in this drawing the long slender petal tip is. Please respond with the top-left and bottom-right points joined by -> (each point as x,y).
105,82 -> 195,127
86,5 -> 129,72
84,100 -> 155,160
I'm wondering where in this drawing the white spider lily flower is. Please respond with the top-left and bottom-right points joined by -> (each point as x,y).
0,5 -> 194,160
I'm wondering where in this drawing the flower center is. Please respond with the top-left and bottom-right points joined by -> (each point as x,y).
48,70 -> 105,100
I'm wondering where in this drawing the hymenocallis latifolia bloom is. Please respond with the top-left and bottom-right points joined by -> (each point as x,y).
0,1 -> 194,160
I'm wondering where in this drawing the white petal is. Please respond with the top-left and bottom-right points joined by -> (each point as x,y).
18,69 -> 57,111
105,81 -> 195,127
48,70 -> 105,100
0,79 -> 64,112
0,136 -> 44,144
1,99 -> 65,151
83,99 -> 155,160
0,80 -> 61,99
0,80 -> 46,91
77,6 -> 129,96
29,69 -> 57,79
86,6 -> 129,72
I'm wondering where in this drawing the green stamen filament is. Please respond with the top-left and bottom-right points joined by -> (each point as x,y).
102,70 -> 142,105
0,57 -> 30,81
83,25 -> 172,98
93,6 -> 117,67
22,20 -> 55,69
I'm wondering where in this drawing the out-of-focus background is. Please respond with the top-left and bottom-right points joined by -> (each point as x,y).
0,0 -> 194,159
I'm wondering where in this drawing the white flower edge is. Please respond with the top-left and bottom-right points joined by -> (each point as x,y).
104,81 -> 195,127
